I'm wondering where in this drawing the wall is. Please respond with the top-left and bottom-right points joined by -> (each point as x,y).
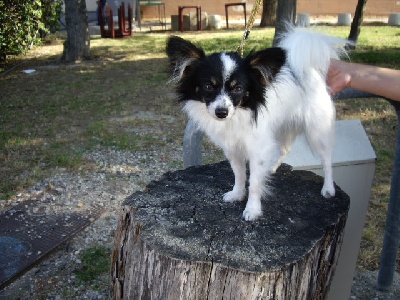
140,0 -> 400,19
85,0 -> 400,19
297,0 -> 400,16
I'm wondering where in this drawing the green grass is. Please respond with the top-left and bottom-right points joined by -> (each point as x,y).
74,246 -> 111,282
1,25 -> 400,271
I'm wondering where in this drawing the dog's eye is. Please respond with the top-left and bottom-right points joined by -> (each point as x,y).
203,83 -> 214,92
232,85 -> 244,94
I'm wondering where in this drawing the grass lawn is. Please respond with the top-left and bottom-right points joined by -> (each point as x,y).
0,25 -> 399,272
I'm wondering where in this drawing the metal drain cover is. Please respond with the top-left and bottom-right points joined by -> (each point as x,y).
0,200 -> 105,288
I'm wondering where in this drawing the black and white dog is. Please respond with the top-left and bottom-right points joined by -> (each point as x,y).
166,28 -> 346,221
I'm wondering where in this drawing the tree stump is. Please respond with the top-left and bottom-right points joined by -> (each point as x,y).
110,161 -> 350,300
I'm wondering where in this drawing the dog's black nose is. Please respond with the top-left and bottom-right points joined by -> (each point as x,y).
215,107 -> 228,119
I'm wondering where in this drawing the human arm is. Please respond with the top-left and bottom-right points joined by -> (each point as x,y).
327,60 -> 400,102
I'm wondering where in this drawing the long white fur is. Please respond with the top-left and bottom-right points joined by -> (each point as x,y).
183,28 -> 346,221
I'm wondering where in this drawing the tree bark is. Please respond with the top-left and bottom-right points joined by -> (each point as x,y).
260,0 -> 278,27
110,161 -> 350,300
62,0 -> 90,62
273,0 -> 297,46
348,0 -> 368,48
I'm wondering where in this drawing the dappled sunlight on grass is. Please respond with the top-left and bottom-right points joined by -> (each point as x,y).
6,136 -> 47,147
90,33 -> 168,60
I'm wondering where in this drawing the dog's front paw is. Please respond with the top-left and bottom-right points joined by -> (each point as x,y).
242,207 -> 262,221
242,198 -> 262,221
223,189 -> 245,202
321,183 -> 335,198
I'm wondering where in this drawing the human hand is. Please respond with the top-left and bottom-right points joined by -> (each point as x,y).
326,60 -> 351,95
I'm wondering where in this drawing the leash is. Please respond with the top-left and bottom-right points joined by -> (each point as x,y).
237,0 -> 263,57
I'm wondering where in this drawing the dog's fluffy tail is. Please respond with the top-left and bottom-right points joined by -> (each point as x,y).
277,26 -> 348,78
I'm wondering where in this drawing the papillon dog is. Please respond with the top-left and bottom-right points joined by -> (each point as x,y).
166,28 -> 346,221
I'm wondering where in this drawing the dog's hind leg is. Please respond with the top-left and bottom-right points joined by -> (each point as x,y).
271,146 -> 290,174
271,133 -> 296,173
305,122 -> 336,198
223,151 -> 247,203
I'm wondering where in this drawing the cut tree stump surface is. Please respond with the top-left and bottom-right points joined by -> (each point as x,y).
111,161 -> 350,299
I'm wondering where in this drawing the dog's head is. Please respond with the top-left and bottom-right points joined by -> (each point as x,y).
166,36 -> 286,121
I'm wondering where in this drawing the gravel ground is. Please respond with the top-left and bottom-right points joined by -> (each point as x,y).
1,146 -> 399,299
0,148 -> 176,299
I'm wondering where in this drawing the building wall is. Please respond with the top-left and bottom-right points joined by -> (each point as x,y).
297,0 -> 400,16
85,0 -> 400,19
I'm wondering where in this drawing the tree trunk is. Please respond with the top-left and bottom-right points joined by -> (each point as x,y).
110,161 -> 350,300
62,0 -> 90,62
273,0 -> 297,45
260,0 -> 278,27
348,0 -> 368,48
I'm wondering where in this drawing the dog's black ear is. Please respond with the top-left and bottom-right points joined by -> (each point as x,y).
166,36 -> 205,82
246,47 -> 286,85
